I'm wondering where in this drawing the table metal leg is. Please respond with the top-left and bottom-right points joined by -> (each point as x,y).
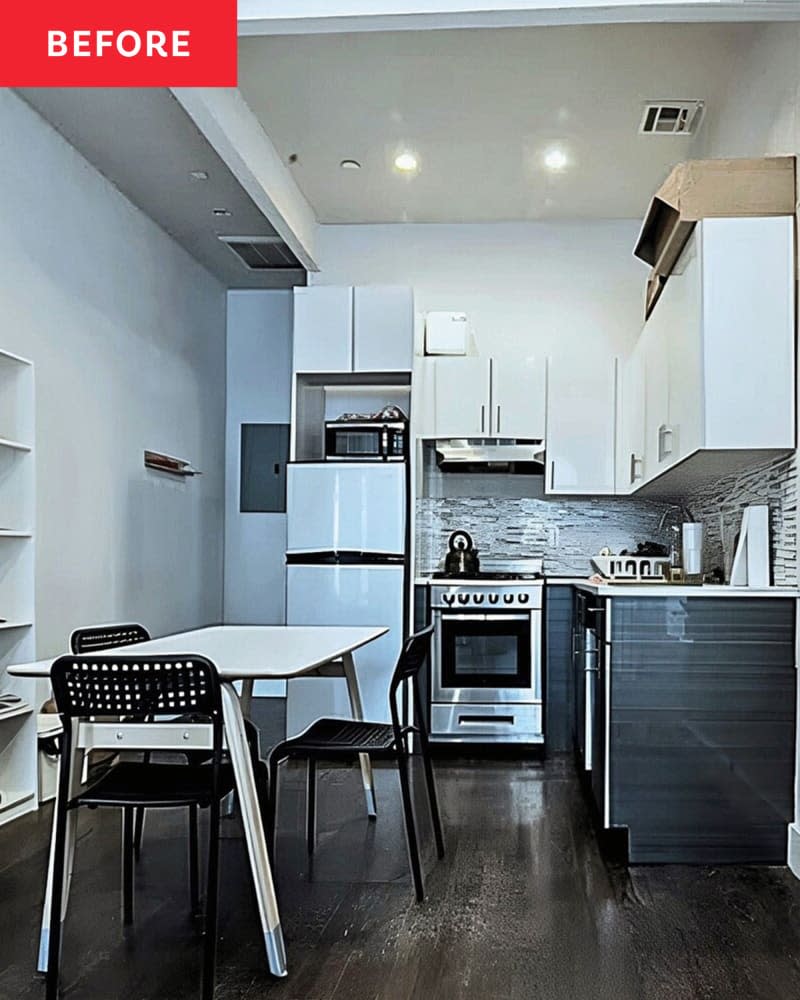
221,678 -> 256,819
239,678 -> 255,718
220,683 -> 287,978
38,723 -> 80,973
341,652 -> 377,818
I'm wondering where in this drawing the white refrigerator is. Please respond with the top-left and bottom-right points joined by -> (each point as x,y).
285,462 -> 407,737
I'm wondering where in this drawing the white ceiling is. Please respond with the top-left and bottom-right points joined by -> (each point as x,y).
238,22 -> 759,223
16,88 -> 306,288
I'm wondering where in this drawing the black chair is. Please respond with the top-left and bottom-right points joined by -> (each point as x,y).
70,623 -> 152,852
47,654 -> 235,1000
69,623 -> 267,856
267,625 -> 444,902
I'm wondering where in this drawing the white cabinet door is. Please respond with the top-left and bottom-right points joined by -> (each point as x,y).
491,357 -> 546,438
616,343 -> 646,494
286,462 -> 406,555
546,357 -> 617,495
642,309 -> 669,481
662,235 -> 703,467
433,357 -> 491,438
353,286 -> 414,371
293,286 -> 353,372
286,564 -> 404,735
702,216 -> 795,450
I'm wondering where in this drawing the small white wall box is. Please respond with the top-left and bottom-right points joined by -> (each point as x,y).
730,504 -> 770,587
425,312 -> 469,355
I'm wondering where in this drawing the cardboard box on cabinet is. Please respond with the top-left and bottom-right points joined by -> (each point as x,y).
634,155 -> 796,318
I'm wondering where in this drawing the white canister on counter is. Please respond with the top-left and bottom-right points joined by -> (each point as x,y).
682,523 -> 704,578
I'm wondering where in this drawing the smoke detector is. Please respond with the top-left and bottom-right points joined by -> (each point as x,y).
639,101 -> 704,136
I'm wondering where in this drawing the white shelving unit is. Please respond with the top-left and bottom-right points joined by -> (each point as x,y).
0,348 -> 37,826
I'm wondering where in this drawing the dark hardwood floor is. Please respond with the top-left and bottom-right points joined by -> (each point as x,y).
2,752 -> 800,1000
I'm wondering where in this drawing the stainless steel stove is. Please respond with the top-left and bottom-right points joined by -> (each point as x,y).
429,559 -> 544,745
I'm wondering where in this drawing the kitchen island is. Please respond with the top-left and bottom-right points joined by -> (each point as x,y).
546,583 -> 797,864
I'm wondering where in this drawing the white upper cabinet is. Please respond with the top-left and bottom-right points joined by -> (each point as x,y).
293,285 -> 413,374
546,357 -> 618,495
623,215 -> 795,491
701,217 -> 794,450
353,286 -> 414,371
430,355 -> 546,439
432,358 -> 491,438
491,357 -> 547,439
616,344 -> 646,494
293,286 -> 353,373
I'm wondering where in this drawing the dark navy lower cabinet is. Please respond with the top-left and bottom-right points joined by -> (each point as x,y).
607,596 -> 796,864
545,586 -> 575,754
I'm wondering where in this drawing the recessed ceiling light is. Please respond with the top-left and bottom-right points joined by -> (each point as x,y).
544,148 -> 569,172
340,159 -> 361,170
189,170 -> 209,181
394,151 -> 419,173
212,209 -> 231,217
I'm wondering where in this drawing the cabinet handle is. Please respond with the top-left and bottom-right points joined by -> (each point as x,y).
549,459 -> 555,491
658,425 -> 674,462
496,405 -> 501,434
629,453 -> 643,484
480,405 -> 486,434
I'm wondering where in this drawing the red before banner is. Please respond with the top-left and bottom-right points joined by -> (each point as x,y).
0,0 -> 238,87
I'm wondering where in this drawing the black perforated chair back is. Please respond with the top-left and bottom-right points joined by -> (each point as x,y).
388,625 -> 434,741
70,623 -> 150,654
390,625 -> 434,689
51,654 -> 221,723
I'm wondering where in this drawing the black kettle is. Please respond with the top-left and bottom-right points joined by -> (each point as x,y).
444,530 -> 480,576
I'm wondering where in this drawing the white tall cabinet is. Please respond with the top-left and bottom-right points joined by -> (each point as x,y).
0,349 -> 36,826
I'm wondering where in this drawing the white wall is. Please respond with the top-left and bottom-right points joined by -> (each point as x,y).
312,220 -> 645,363
0,90 -> 227,656
224,290 -> 292,628
704,24 -> 800,161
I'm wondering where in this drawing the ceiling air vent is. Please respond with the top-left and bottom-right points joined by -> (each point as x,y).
639,101 -> 704,136
218,236 -> 302,270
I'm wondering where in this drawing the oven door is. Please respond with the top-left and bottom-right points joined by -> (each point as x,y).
433,611 -> 540,704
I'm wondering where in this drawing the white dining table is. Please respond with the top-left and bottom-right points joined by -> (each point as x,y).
9,624 -> 390,979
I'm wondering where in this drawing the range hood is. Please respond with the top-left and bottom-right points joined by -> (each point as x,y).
435,439 -> 546,474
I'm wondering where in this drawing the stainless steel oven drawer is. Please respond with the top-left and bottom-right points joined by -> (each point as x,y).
430,703 -> 543,743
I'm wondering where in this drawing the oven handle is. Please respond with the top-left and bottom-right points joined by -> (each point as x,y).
438,613 -> 532,622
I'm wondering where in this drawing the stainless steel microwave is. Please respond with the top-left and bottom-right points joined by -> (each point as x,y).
324,420 -> 408,462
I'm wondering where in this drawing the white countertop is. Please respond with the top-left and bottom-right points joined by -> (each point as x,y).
553,579 -> 798,598
416,574 -> 797,597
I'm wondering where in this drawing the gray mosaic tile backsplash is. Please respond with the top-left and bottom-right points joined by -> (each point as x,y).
415,446 -> 797,583
685,454 -> 797,587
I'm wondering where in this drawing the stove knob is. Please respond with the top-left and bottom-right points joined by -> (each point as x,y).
519,593 -> 530,604
504,593 -> 514,604
473,593 -> 484,604
443,593 -> 455,606
488,593 -> 499,604
457,593 -> 470,605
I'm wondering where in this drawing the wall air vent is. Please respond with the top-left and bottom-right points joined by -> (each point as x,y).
639,101 -> 704,136
218,235 -> 302,270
